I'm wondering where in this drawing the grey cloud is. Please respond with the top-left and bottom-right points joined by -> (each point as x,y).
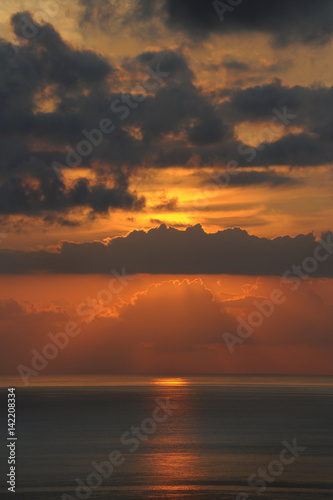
161,0 -> 333,46
0,225 -> 332,276
11,12 -> 113,88
79,0 -> 333,46
0,16 -> 232,217
222,59 -> 251,72
205,170 -> 299,187
2,12 -> 332,224
136,50 -> 195,83
0,175 -> 144,215
155,81 -> 333,168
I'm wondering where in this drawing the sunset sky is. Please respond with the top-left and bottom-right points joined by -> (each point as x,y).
0,0 -> 333,378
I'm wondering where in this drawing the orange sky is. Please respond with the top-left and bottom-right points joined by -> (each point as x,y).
1,274 -> 333,378
0,1 -> 332,379
0,2 -> 332,249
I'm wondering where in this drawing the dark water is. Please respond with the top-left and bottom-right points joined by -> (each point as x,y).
0,376 -> 333,499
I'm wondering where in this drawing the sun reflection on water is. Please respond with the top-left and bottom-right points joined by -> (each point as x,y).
153,377 -> 189,387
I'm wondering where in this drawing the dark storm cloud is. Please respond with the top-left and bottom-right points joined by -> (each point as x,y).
225,81 -> 333,138
0,14 -> 145,214
3,11 -> 333,222
160,0 -> 333,45
136,50 -> 195,83
0,13 -> 145,215
114,50 -> 229,146
151,196 -> 178,211
69,178 -> 144,213
222,59 -> 251,72
136,81 -> 229,145
205,170 -> 299,187
0,225 -> 332,276
253,134 -> 333,167
219,81 -> 333,166
153,80 -> 333,168
1,14 -> 233,217
42,215 -> 81,227
0,175 -> 144,215
121,50 -> 227,146
11,12 -> 112,87
79,0 -> 333,46
209,58 -> 285,76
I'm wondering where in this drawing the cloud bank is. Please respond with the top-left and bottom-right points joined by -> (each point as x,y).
0,225 -> 332,276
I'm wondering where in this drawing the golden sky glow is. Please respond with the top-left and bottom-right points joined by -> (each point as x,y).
0,1 -> 332,248
0,0 -> 332,377
1,275 -> 333,376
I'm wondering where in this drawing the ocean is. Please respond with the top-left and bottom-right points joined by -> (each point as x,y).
0,376 -> 332,499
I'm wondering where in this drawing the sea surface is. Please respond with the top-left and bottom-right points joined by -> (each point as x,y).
0,376 -> 333,499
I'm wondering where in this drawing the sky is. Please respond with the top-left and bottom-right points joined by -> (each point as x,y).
0,0 -> 333,378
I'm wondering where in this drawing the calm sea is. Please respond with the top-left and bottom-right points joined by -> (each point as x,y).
0,376 -> 332,499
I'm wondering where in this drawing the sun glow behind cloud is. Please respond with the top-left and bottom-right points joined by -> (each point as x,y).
1,274 -> 333,377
